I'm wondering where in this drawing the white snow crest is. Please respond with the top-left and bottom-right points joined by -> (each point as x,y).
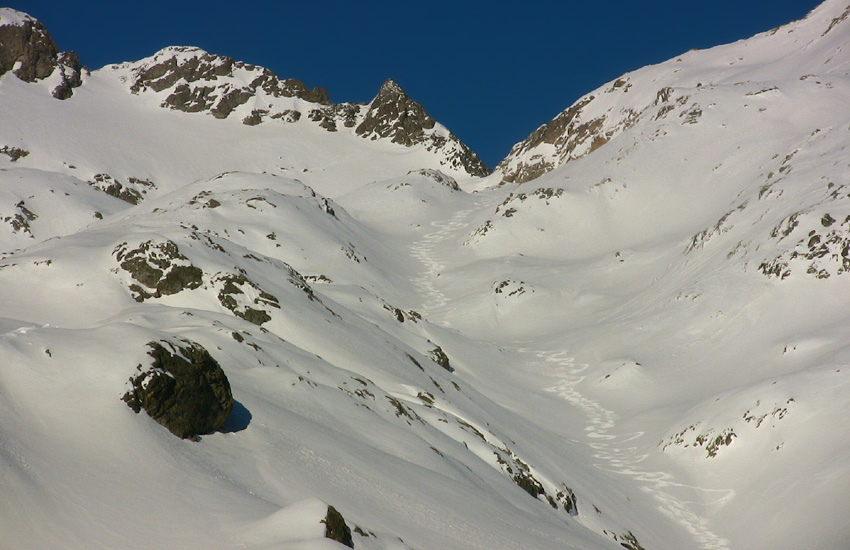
0,8 -> 36,27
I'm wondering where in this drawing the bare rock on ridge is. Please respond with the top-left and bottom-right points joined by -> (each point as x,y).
0,8 -> 83,99
356,79 -> 490,177
130,46 -> 329,118
355,78 -> 437,146
323,505 -> 354,548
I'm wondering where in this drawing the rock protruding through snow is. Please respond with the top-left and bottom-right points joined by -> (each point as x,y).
0,8 -> 82,99
122,340 -> 234,440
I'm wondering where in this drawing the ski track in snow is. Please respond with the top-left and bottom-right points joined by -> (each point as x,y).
530,352 -> 734,550
409,200 -> 480,316
410,196 -> 733,550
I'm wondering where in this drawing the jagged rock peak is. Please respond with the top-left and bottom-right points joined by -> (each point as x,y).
0,8 -> 82,99
356,78 -> 436,145
356,78 -> 491,177
378,77 -> 405,96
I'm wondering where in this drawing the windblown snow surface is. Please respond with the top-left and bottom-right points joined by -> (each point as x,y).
1,2 -> 850,549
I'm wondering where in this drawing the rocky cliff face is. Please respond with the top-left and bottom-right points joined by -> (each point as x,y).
0,8 -> 82,99
496,93 -> 612,184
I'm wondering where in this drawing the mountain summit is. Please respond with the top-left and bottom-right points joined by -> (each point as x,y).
0,8 -> 82,99
355,78 -> 490,176
356,78 -> 438,144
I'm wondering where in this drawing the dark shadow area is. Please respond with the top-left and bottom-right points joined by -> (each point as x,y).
222,400 -> 252,433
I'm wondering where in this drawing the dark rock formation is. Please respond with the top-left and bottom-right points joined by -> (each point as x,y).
0,11 -> 58,81
0,145 -> 29,162
556,486 -> 578,515
618,531 -> 646,550
214,272 -> 280,325
114,240 -> 203,301
513,470 -> 545,498
0,9 -> 83,99
429,345 -> 453,372
122,340 -> 234,439
322,505 -> 354,548
49,51 -> 82,99
87,173 -> 155,204
355,79 -> 489,177
355,79 -> 437,146
3,200 -> 36,236
309,108 -> 339,131
130,46 -> 329,118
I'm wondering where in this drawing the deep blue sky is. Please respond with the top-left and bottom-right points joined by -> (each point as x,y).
15,1 -> 820,168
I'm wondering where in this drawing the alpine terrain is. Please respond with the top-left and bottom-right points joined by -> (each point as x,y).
1,3 -> 849,549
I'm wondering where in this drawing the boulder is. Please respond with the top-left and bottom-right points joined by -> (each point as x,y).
122,340 -> 233,439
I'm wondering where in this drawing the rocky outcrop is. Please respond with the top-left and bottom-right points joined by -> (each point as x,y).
0,9 -> 83,99
322,506 -> 354,548
87,173 -> 155,204
114,240 -> 204,301
496,95 -> 613,184
355,79 -> 437,146
3,200 -> 37,237
428,345 -> 453,372
122,340 -> 234,439
129,46 -> 329,119
50,51 -> 82,99
357,79 -> 490,177
0,145 -> 29,161
213,272 -> 280,325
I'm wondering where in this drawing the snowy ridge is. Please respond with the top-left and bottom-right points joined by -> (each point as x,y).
0,7 -> 36,26
497,0 -> 850,184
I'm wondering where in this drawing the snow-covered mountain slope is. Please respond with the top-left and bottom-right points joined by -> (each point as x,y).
496,0 -> 850,184
0,170 -> 654,550
444,1 -> 850,548
2,3 -> 850,550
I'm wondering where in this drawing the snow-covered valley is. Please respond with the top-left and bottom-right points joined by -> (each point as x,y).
2,3 -> 850,549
